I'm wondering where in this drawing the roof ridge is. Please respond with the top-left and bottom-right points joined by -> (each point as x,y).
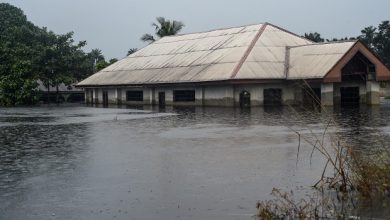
230,23 -> 269,79
267,23 -> 315,44
288,40 -> 358,49
162,22 -> 266,38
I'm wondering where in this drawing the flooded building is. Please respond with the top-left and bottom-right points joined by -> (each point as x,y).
37,80 -> 84,103
77,22 -> 390,107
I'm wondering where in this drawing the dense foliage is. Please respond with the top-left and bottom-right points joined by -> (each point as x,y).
304,32 -> 324,43
0,3 -> 115,106
0,3 -> 45,105
359,21 -> 390,66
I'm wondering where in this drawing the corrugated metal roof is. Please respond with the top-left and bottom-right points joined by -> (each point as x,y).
234,24 -> 312,79
288,41 -> 356,79
77,23 -> 357,86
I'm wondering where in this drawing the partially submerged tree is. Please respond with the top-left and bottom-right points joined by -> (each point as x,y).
141,17 -> 184,43
38,32 -> 93,103
0,3 -> 95,105
0,3 -> 44,105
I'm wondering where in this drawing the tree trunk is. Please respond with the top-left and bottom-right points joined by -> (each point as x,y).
47,83 -> 50,104
56,84 -> 59,104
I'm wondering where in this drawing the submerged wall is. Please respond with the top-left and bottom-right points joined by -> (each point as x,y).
84,81 -> 380,107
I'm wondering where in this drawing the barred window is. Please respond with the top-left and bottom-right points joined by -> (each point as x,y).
173,90 -> 195,102
126,91 -> 143,101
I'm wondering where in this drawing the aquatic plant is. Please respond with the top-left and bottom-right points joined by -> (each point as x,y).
256,81 -> 390,219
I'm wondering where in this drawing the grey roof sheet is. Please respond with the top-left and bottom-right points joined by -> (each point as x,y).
288,41 -> 356,79
77,23 -> 355,86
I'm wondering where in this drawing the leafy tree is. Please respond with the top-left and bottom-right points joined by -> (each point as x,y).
95,58 -> 118,72
304,32 -> 324,43
96,60 -> 109,72
359,21 -> 390,66
359,26 -> 377,48
0,3 -> 44,105
326,37 -> 356,42
88,48 -> 105,73
37,31 -> 92,103
373,21 -> 390,66
141,17 -> 184,43
127,48 -> 138,56
0,3 -> 94,105
109,58 -> 118,64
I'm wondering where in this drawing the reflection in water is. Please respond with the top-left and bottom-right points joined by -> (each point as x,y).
0,122 -> 90,212
0,104 -> 389,219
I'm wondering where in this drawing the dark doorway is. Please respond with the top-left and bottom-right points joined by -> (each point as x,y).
90,90 -> 94,104
102,90 -> 108,106
264,89 -> 282,105
239,91 -> 251,107
117,89 -> 122,105
158,92 -> 166,107
302,88 -> 321,107
340,87 -> 360,106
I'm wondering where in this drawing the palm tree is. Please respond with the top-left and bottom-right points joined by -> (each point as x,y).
304,32 -> 324,43
359,26 -> 377,49
88,49 -> 105,73
89,49 -> 104,63
141,17 -> 184,43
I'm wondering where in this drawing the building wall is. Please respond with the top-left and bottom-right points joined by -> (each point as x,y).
121,87 -> 153,105
204,85 -> 234,106
153,86 -> 203,106
85,81 -> 379,107
87,83 -> 298,107
234,83 -> 296,106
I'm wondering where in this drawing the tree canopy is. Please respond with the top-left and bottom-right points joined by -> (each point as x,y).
359,21 -> 390,66
141,17 -> 184,43
0,3 -> 115,105
0,3 -> 46,105
304,32 -> 324,43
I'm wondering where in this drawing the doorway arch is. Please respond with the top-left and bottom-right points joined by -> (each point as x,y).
239,90 -> 251,107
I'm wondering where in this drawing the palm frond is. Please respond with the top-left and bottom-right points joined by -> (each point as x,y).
140,34 -> 155,43
127,48 -> 138,56
171,21 -> 184,34
156,17 -> 166,26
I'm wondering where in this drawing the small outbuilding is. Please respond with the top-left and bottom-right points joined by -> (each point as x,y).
77,22 -> 390,107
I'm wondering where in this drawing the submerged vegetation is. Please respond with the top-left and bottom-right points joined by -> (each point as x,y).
256,84 -> 390,219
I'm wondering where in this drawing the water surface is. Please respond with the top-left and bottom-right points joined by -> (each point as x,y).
1,104 -> 389,219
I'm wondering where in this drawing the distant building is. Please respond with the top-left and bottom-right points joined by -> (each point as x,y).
77,22 -> 390,107
38,80 -> 84,103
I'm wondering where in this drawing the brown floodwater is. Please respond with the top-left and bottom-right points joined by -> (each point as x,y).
0,103 -> 389,219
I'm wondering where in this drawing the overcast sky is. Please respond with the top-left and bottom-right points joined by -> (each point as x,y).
3,0 -> 390,59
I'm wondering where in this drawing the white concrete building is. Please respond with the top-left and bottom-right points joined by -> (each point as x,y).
77,22 -> 390,107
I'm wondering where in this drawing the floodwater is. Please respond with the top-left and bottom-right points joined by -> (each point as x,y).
1,103 -> 390,220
